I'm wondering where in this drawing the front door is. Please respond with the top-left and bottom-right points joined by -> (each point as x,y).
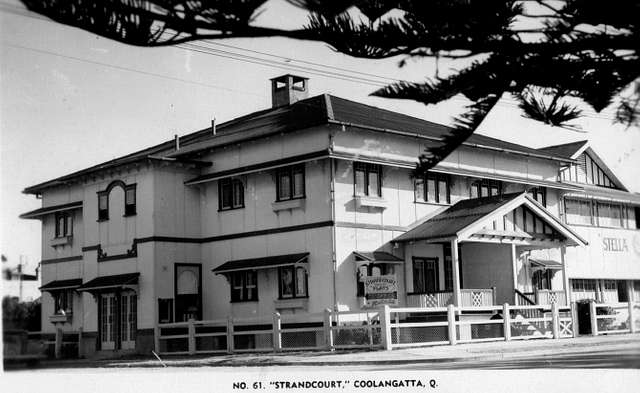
100,293 -> 116,350
120,292 -> 137,349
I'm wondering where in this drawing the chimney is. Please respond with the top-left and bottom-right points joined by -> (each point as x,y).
270,74 -> 309,108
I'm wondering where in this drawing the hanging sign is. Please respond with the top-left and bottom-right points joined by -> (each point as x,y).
364,275 -> 398,307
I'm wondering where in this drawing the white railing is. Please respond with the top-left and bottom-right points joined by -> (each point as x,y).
406,288 -> 495,308
155,300 -> 640,355
155,310 -> 380,355
536,290 -> 567,306
590,302 -> 639,336
380,303 -> 575,350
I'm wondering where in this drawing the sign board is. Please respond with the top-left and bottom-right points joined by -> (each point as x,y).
364,275 -> 398,307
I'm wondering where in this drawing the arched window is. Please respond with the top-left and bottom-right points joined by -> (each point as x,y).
177,270 -> 198,295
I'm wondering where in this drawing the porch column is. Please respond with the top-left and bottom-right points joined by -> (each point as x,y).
560,245 -> 570,306
511,244 -> 518,304
451,238 -> 461,307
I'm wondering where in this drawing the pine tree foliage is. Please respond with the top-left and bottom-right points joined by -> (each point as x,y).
19,0 -> 640,173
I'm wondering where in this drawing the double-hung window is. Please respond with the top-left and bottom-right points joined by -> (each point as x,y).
564,198 -> 593,225
415,172 -> 450,204
527,187 -> 547,207
53,290 -> 73,315
98,193 -> 109,220
412,258 -> 439,294
219,178 -> 244,210
230,271 -> 257,302
276,165 -> 305,201
470,179 -> 501,198
278,266 -> 308,299
124,185 -> 136,216
54,212 -> 72,238
354,162 -> 382,197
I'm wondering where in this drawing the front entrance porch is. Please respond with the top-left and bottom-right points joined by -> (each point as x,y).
394,193 -> 588,308
77,272 -> 140,352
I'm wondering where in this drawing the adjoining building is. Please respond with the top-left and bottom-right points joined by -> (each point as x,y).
21,74 -> 640,356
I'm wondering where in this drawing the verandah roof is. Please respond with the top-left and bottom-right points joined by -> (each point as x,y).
393,192 -> 588,247
76,273 -> 140,292
212,252 -> 309,275
39,278 -> 83,292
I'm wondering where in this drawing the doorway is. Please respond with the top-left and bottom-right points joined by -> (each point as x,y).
174,264 -> 202,322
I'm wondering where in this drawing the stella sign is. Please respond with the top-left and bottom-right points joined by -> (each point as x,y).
364,275 -> 398,307
602,237 -> 629,252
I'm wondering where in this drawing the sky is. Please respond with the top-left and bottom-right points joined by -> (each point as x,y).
1,0 -> 639,275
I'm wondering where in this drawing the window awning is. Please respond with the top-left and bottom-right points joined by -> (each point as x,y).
76,272 -> 140,292
39,278 -> 83,292
529,258 -> 563,270
212,252 -> 309,275
353,251 -> 404,264
20,201 -> 82,219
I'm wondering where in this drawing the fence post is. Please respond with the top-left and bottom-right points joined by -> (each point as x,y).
367,312 -> 374,349
188,318 -> 196,355
154,324 -> 161,354
273,312 -> 282,352
552,302 -> 560,339
447,304 -> 457,346
590,301 -> 598,336
77,327 -> 83,358
380,305 -> 392,350
227,316 -> 234,354
492,287 -> 497,306
323,309 -> 333,351
628,301 -> 636,334
54,328 -> 62,359
503,303 -> 511,341
571,302 -> 579,338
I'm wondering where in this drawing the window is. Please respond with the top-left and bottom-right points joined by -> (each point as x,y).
230,271 -> 257,302
532,270 -> 553,291
124,185 -> 136,216
527,187 -> 547,207
276,165 -> 305,201
219,178 -> 244,210
415,172 -> 450,204
564,198 -> 593,225
412,258 -> 439,293
158,298 -> 174,323
354,162 -> 382,197
635,207 -> 640,229
54,212 -> 72,238
278,266 -> 308,299
596,202 -> 623,228
53,290 -> 73,314
98,193 -> 109,220
357,264 -> 394,297
470,179 -> 501,198
443,244 -> 453,291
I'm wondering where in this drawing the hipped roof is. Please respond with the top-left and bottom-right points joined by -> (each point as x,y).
24,95 -> 573,194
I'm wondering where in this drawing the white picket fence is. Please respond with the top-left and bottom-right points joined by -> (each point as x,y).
155,302 -> 639,355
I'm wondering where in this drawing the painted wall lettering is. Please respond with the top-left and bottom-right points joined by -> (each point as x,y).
602,237 -> 629,252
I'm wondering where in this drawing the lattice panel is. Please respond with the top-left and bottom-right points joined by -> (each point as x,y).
196,336 -> 227,352
548,292 -> 558,304
391,326 -> 448,345
233,333 -> 273,350
422,294 -> 439,308
333,327 -> 372,347
471,292 -> 484,307
281,331 -> 322,349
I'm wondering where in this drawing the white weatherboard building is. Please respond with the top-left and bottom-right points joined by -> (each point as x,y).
21,75 -> 640,356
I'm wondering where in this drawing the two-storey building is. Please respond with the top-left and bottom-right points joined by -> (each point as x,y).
21,75 -> 640,356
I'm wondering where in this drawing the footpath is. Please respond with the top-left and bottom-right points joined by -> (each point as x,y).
12,333 -> 639,369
